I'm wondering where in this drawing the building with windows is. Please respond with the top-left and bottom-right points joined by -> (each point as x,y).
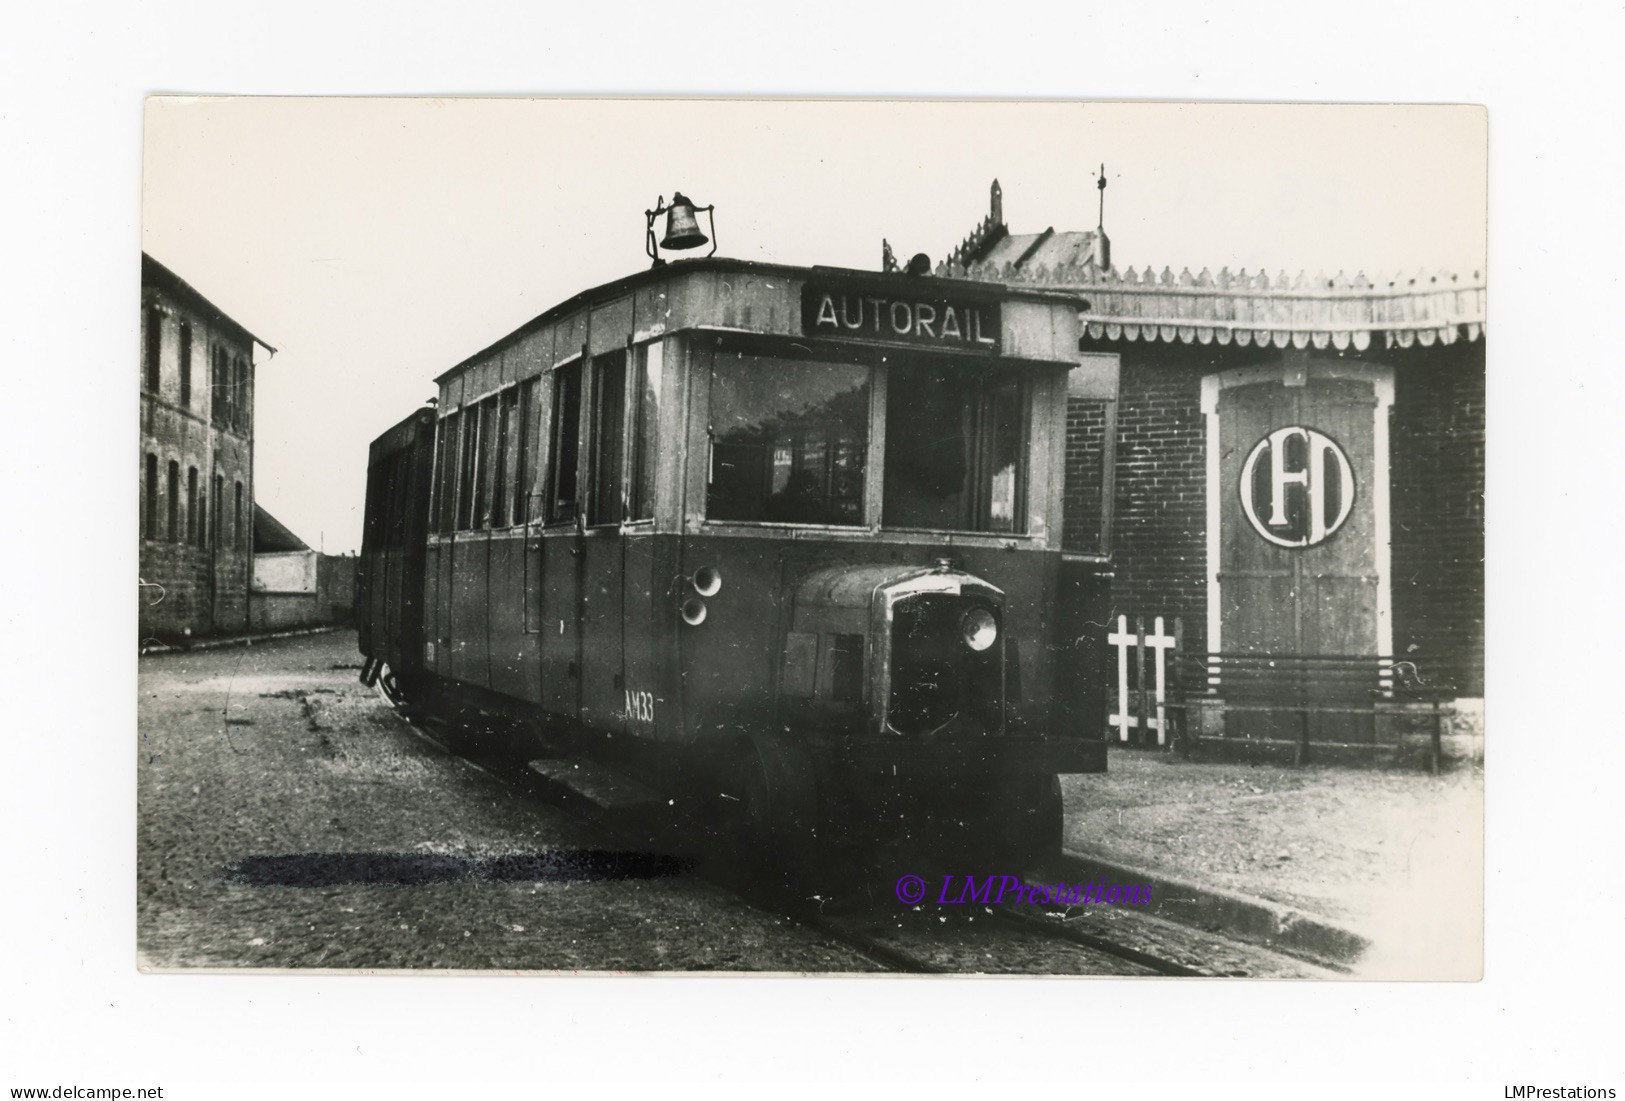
139,252 -> 273,641
907,182 -> 1485,743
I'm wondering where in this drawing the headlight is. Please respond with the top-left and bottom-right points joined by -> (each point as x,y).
960,607 -> 998,651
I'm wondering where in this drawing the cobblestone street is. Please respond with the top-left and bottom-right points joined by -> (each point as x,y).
136,630 -> 878,971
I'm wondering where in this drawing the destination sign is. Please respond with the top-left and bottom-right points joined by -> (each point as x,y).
801,282 -> 1001,355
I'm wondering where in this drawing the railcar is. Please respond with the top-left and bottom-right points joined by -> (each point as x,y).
357,254 -> 1118,868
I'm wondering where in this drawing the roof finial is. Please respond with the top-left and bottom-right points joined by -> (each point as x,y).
1092,164 -> 1112,272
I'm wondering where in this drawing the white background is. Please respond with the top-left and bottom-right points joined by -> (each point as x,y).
3,0 -> 1622,1093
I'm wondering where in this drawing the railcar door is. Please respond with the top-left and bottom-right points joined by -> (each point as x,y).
485,382 -> 537,702
425,407 -> 461,681
578,349 -> 629,733
521,374 -> 551,699
539,359 -> 585,721
449,396 -> 495,686
617,340 -> 666,742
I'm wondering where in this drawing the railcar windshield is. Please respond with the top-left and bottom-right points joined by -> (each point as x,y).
882,364 -> 1026,534
706,354 -> 870,525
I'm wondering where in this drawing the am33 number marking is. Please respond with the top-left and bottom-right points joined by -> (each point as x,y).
622,689 -> 655,724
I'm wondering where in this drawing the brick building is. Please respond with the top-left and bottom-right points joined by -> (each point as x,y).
139,253 -> 273,641
905,183 -> 1485,716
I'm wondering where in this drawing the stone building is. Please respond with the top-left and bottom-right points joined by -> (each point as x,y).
139,253 -> 273,641
908,183 -> 1485,727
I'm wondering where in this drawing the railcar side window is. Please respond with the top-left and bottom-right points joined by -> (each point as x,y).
882,365 -> 1027,534
432,411 -> 459,534
588,351 -> 628,526
706,355 -> 869,526
515,378 -> 541,524
474,396 -> 499,528
628,341 -> 662,522
547,362 -> 583,524
495,386 -> 520,527
457,404 -> 480,530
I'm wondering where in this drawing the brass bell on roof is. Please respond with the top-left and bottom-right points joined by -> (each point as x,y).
645,192 -> 718,266
661,193 -> 709,250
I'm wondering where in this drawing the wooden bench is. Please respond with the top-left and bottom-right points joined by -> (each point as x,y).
1166,653 -> 1457,771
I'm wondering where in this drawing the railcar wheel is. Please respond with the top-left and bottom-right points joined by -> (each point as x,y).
375,663 -> 407,709
989,772 -> 1063,871
722,737 -> 821,893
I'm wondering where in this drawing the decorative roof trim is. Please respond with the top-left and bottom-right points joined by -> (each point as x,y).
937,261 -> 1485,347
944,213 -> 1006,270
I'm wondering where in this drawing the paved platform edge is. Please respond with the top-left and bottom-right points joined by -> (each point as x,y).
139,624 -> 342,655
1054,847 -> 1370,969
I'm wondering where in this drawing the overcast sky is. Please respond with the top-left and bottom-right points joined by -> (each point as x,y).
142,99 -> 1485,554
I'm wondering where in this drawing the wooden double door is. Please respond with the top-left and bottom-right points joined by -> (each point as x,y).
1214,372 -> 1386,742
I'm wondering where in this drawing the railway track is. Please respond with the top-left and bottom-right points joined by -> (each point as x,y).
785,902 -> 1187,976
389,704 -> 1332,978
761,875 -> 1332,977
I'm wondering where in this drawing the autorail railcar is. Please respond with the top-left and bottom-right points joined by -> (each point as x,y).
357,257 -> 1119,869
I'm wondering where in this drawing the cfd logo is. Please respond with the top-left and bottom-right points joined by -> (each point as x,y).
1239,426 -> 1355,548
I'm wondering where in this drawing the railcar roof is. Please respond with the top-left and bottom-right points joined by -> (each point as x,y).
367,405 -> 436,463
434,257 -> 1087,385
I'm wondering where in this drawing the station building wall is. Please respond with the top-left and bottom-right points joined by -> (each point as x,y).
1066,334 -> 1485,698
249,552 -> 357,631
1388,338 -> 1485,696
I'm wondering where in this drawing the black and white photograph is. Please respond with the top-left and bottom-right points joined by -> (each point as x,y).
10,6 -> 1625,1094
136,98 -> 1484,980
